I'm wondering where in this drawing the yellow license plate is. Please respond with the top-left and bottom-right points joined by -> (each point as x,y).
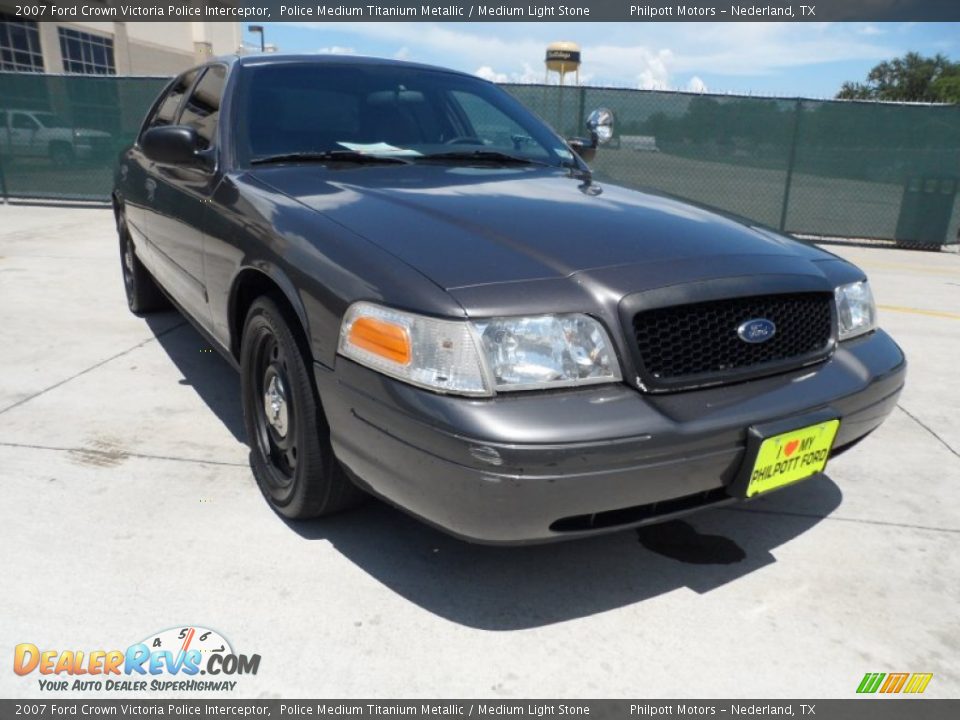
747,419 -> 840,497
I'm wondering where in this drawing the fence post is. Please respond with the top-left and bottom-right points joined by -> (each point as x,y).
779,98 -> 803,232
577,85 -> 586,134
0,151 -> 8,204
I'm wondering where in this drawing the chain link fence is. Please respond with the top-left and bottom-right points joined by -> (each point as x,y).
0,72 -> 169,202
506,84 -> 960,247
1,72 -> 958,246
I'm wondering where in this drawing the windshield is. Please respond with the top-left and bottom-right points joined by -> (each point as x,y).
236,62 -> 575,168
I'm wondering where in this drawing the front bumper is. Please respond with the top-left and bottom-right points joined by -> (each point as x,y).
315,329 -> 906,544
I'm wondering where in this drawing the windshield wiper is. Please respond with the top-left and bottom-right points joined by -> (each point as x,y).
250,151 -> 411,166
417,150 -> 557,168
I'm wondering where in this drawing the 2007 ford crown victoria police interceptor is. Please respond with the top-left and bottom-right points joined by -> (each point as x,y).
113,54 -> 906,543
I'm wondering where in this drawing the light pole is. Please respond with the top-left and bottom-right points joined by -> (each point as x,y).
248,25 -> 265,53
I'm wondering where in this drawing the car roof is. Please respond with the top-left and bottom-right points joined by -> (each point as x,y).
212,53 -> 477,80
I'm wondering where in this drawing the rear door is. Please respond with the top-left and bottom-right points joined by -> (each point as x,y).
146,64 -> 227,326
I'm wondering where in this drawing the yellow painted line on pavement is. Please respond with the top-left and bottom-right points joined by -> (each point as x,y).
879,304 -> 960,321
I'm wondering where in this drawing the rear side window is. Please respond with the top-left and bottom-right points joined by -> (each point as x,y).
179,65 -> 227,149
146,69 -> 197,131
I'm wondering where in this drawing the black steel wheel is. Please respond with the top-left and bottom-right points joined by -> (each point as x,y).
118,215 -> 167,314
240,296 -> 365,518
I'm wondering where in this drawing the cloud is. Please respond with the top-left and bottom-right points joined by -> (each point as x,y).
292,21 -> 897,89
475,62 -> 543,84
687,76 -> 708,93
295,22 -> 675,87
663,23 -> 893,75
316,45 -> 355,54
474,65 -> 508,83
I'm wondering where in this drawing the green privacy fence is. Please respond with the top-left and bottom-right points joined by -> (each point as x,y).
2,72 -> 958,246
0,73 -> 170,202
506,84 -> 960,247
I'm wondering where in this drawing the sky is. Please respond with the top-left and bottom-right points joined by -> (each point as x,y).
247,22 -> 960,98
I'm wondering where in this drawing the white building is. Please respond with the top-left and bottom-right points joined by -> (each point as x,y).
0,3 -> 242,75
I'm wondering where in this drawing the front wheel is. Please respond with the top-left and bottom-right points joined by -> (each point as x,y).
118,218 -> 168,314
240,296 -> 365,519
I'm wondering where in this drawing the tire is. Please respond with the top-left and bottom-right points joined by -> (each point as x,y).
240,296 -> 365,519
118,218 -> 168,314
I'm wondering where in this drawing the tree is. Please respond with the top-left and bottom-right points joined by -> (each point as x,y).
836,52 -> 960,103
932,75 -> 960,104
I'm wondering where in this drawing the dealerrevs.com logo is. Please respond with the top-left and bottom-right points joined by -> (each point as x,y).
14,626 -> 260,692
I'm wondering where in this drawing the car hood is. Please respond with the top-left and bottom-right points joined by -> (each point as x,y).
250,164 -> 836,292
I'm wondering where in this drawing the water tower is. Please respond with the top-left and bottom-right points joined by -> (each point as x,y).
545,41 -> 581,86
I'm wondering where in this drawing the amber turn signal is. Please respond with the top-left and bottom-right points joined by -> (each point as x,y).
347,316 -> 412,365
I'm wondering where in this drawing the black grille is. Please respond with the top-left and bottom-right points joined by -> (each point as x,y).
632,292 -> 833,388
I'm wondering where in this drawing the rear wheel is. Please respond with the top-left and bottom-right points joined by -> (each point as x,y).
118,217 -> 168,314
240,296 -> 364,519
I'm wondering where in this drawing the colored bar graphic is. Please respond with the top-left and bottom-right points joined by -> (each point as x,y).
903,673 -> 934,694
857,673 -> 886,693
857,672 -> 933,694
880,673 -> 909,693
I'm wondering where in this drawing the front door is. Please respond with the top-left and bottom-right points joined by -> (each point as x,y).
146,64 -> 228,325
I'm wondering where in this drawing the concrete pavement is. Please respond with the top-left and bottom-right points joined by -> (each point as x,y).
0,205 -> 957,699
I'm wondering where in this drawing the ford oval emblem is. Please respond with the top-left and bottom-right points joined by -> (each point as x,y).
737,318 -> 776,344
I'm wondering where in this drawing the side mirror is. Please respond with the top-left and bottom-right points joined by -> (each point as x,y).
141,125 -> 204,166
586,108 -> 615,146
567,108 -> 615,163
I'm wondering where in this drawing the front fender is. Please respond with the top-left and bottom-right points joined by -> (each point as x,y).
226,262 -> 312,360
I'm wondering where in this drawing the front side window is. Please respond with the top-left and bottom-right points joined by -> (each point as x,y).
0,13 -> 43,72
236,63 -> 571,166
179,65 -> 227,149
11,112 -> 38,130
58,27 -> 115,75
145,70 -> 198,133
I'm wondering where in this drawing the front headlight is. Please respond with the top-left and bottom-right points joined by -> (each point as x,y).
473,314 -> 620,392
338,302 -> 621,396
835,280 -> 877,340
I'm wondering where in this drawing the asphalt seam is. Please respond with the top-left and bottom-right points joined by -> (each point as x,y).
0,319 -> 188,417
0,440 -> 248,468
897,404 -> 960,461
722,506 -> 960,535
